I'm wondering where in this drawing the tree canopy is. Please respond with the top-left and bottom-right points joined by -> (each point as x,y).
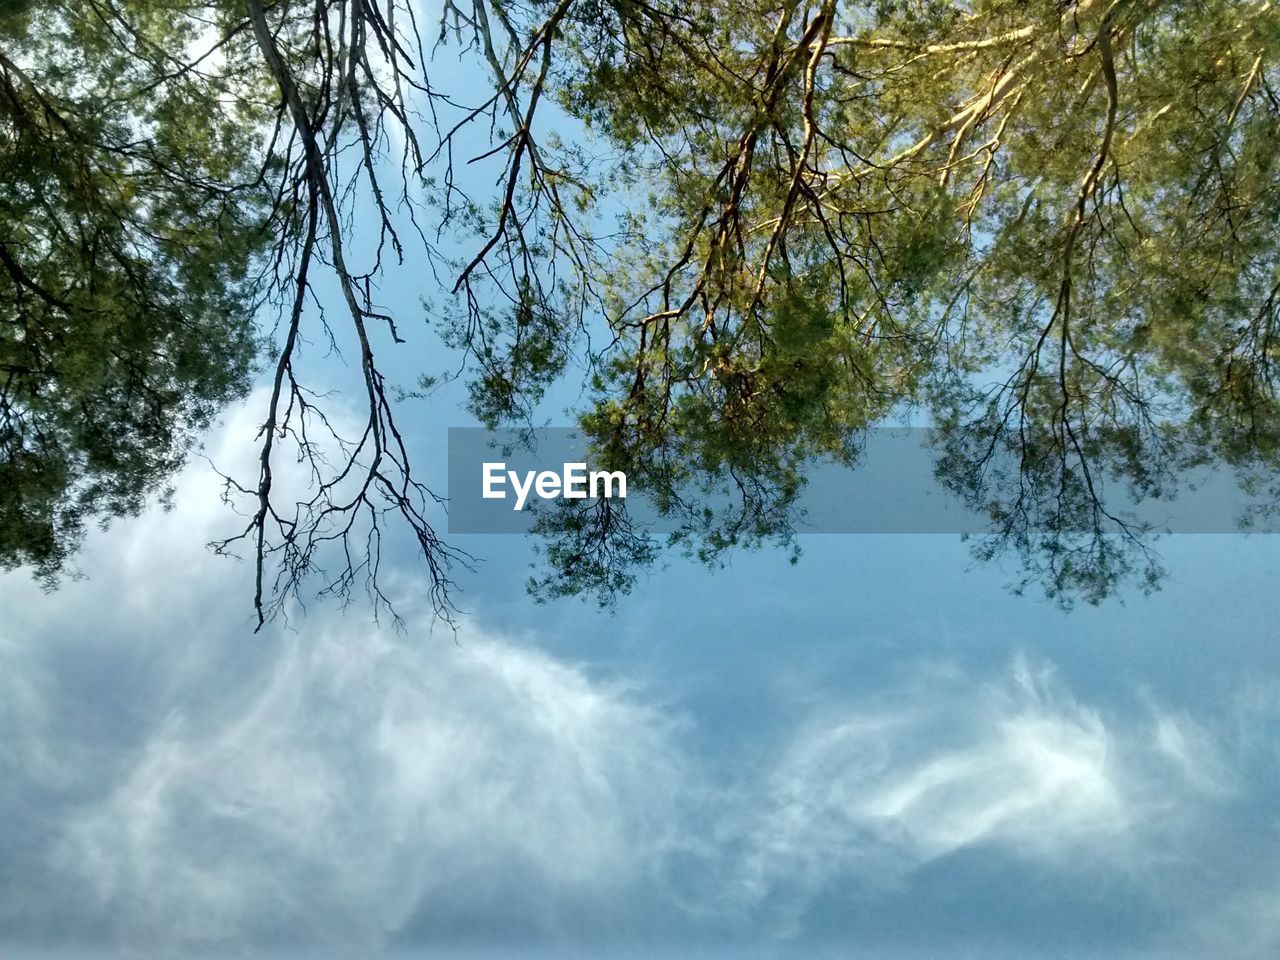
2,0 -> 1279,621
0,1 -> 270,585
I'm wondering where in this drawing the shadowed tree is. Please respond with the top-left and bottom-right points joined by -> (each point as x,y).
0,1 -> 270,585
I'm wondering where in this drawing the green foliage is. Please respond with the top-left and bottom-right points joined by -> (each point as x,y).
514,0 -> 1280,605
5,0 -> 1280,614
0,2 -> 270,584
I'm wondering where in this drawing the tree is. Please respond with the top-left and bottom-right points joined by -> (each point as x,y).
2,0 -> 1279,620
522,0 -> 1280,605
0,1 -> 270,586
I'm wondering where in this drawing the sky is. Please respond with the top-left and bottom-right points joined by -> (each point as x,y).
4,385 -> 1280,959
5,8 -> 1280,956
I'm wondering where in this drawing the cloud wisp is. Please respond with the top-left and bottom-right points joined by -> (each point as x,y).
45,627 -> 683,952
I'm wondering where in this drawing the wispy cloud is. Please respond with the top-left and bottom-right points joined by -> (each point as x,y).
46,626 -> 682,951
671,655 -> 1246,939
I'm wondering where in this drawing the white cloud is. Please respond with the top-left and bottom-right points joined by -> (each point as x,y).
685,656 -> 1246,936
49,623 -> 683,951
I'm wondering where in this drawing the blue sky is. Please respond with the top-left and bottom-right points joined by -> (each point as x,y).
3,383 -> 1280,957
